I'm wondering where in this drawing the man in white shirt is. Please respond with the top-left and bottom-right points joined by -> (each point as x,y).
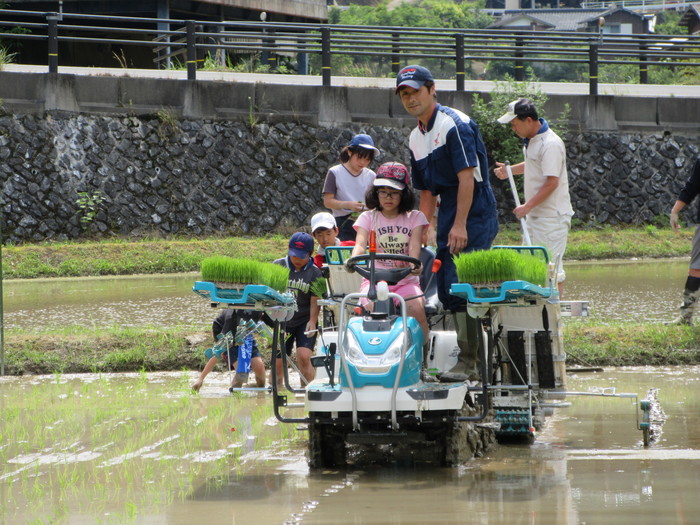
494,98 -> 574,297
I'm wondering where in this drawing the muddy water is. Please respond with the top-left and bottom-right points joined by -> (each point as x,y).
1,367 -> 698,524
2,273 -> 214,331
0,259 -> 691,331
565,259 -> 688,322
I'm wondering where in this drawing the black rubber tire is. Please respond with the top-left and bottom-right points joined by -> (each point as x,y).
308,418 -> 347,469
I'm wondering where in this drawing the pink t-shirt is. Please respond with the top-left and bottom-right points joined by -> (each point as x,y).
354,209 -> 429,285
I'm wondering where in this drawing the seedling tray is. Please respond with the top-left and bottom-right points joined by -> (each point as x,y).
451,280 -> 553,304
193,281 -> 294,307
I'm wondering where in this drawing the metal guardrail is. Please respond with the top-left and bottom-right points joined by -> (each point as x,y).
581,0 -> 693,10
0,9 -> 699,95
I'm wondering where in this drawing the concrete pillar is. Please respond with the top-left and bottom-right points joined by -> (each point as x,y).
44,74 -> 79,112
318,87 -> 351,127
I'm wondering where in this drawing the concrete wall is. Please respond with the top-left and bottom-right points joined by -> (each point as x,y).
0,71 -> 698,243
1,72 -> 699,132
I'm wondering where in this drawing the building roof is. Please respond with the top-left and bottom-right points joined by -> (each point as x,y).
578,5 -> 648,23
489,8 -> 607,31
679,3 -> 700,27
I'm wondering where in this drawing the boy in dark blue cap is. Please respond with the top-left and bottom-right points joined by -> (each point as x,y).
273,232 -> 322,387
395,64 -> 499,383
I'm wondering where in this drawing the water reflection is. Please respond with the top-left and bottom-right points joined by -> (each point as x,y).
1,367 -> 698,524
1,260 -> 691,331
176,367 -> 700,525
3,273 -> 215,331
566,259 -> 688,323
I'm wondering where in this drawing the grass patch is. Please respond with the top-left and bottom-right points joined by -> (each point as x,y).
3,321 -> 700,376
494,224 -> 692,260
3,325 -> 209,375
564,320 -> 700,366
0,226 -> 693,280
454,248 -> 548,286
2,235 -> 290,279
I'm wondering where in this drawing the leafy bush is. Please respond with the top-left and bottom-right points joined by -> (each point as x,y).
470,78 -> 550,167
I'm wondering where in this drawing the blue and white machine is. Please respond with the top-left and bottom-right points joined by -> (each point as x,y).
294,243 -> 659,468
298,239 -> 493,468
193,243 -> 663,468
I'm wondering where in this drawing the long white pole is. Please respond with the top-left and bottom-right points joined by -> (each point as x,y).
505,161 -> 532,246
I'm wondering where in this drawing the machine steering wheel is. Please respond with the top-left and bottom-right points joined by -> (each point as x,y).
346,253 -> 421,286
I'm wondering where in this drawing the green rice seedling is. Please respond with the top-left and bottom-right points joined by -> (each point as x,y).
1,372 -> 298,524
200,256 -> 289,291
258,262 -> 290,292
454,249 -> 548,287
201,256 -> 258,285
310,277 -> 328,298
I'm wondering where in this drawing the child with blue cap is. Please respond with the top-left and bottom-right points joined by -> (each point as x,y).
322,133 -> 380,242
273,232 -> 322,387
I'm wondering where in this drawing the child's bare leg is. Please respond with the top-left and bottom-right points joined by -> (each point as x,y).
406,298 -> 430,345
251,356 -> 266,387
296,346 -> 315,384
191,355 -> 219,392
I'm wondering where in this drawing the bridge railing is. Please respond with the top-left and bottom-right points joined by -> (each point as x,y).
0,9 -> 699,95
580,0 -> 693,10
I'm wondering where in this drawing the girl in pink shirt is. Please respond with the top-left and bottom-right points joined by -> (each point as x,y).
352,162 -> 430,343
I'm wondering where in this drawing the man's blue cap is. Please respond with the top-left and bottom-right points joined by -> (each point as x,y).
395,65 -> 434,94
348,133 -> 380,154
288,232 -> 314,258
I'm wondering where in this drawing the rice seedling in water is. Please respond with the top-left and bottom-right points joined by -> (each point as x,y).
200,256 -> 289,291
0,372 -> 295,524
454,248 -> 548,287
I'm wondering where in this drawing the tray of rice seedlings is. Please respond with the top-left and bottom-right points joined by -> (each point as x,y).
451,248 -> 551,303
194,256 -> 293,306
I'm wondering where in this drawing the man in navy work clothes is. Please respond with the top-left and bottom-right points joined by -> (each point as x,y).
396,65 -> 499,382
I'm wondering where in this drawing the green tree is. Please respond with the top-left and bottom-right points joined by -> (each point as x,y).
470,78 -> 550,167
654,10 -> 685,36
331,0 -> 493,29
323,0 -> 494,78
417,0 -> 494,29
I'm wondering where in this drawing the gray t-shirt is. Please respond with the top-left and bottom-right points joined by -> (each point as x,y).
322,164 -> 376,217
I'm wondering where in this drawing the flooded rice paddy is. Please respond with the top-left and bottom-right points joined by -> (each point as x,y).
1,367 -> 698,524
1,259 -> 692,331
1,259 -> 698,523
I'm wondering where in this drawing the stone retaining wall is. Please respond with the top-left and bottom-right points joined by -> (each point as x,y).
1,112 -> 697,243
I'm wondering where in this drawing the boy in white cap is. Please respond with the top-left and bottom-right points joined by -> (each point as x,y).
310,211 -> 355,268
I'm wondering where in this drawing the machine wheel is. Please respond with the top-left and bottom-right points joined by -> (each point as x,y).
640,389 -> 666,447
442,401 -> 485,466
641,400 -> 651,447
308,418 -> 347,469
